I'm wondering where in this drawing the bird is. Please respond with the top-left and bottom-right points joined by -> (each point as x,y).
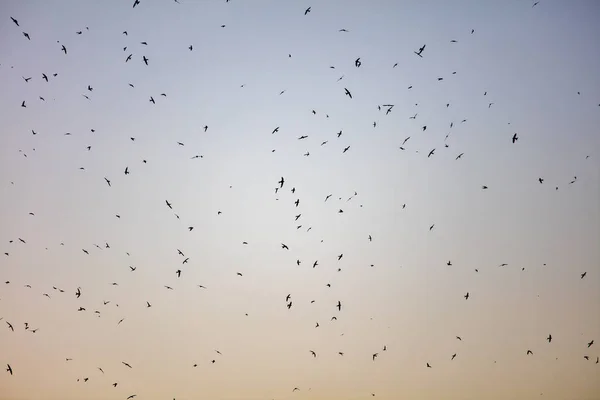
10,17 -> 19,26
310,350 -> 317,358
143,56 -> 149,65
547,334 -> 552,343
581,272 -> 587,279
512,133 -> 519,143
23,32 -> 31,40
304,7 -> 311,15
464,292 -> 470,300
588,340 -> 594,348
344,88 -> 352,98
527,350 -> 533,355
414,44 -> 426,57
372,353 -> 378,361
6,364 -> 12,375
132,0 -> 140,8
451,354 -> 457,360
61,45 -> 67,54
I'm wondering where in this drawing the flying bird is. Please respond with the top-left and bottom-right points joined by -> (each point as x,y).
414,44 -> 426,57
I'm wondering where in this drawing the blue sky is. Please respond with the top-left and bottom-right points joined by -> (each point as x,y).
0,1 -> 599,399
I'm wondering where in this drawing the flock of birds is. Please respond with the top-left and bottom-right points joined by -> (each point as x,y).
1,1 -> 599,399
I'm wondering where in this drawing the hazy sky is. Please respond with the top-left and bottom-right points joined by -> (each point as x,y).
0,1 -> 599,399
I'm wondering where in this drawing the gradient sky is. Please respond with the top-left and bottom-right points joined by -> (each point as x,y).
0,1 -> 599,399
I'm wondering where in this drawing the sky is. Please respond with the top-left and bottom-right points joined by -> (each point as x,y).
0,0 -> 599,399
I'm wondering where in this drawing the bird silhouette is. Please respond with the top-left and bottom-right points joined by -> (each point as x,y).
414,44 -> 426,57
